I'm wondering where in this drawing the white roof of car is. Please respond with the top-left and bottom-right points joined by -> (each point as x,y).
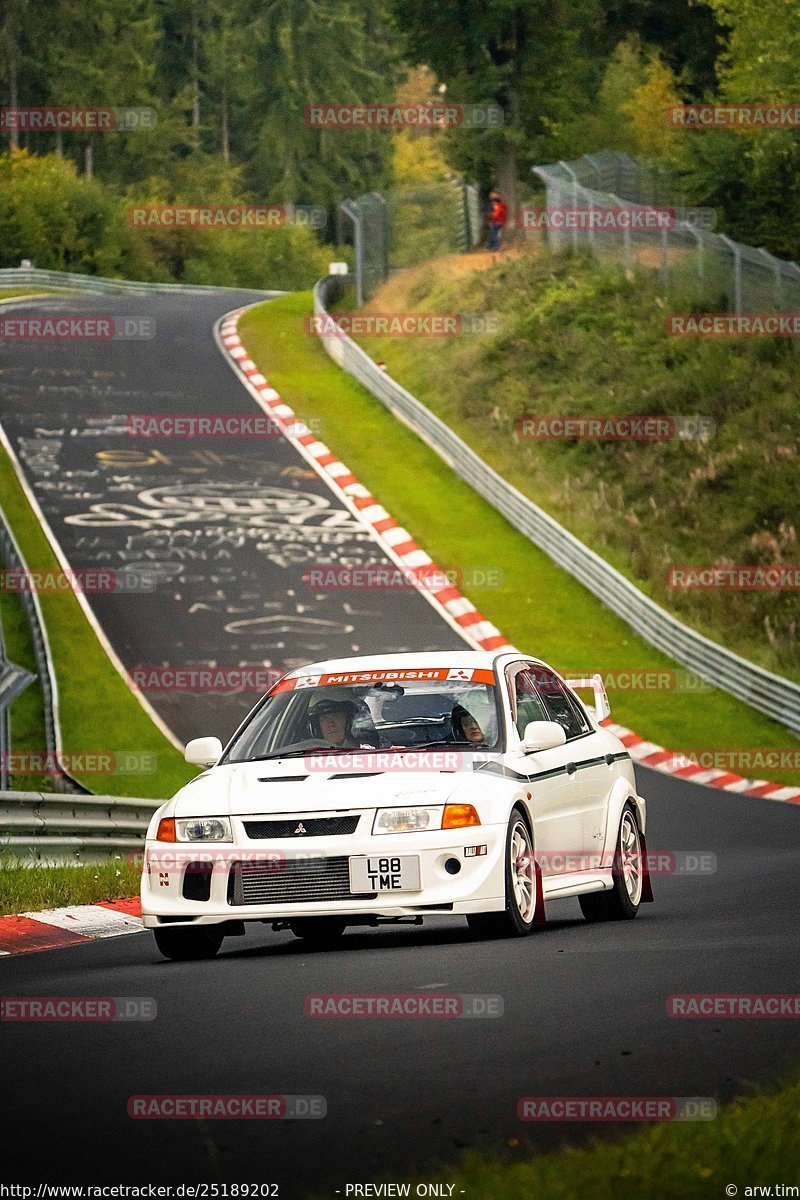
287,649 -> 541,677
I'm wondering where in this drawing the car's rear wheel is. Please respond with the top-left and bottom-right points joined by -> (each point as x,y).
467,807 -> 538,939
579,802 -> 642,922
153,925 -> 224,961
288,918 -> 347,946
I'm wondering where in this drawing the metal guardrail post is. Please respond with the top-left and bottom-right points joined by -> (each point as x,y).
339,200 -> 364,307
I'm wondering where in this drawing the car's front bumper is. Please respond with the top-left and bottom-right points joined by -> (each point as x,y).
140,822 -> 507,927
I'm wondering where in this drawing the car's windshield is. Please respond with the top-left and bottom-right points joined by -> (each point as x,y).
221,669 -> 503,763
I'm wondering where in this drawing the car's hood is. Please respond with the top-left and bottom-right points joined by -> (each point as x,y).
172,758 -> 480,817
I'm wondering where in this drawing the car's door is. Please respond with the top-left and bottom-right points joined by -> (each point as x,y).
531,666 -> 612,855
505,664 -> 585,865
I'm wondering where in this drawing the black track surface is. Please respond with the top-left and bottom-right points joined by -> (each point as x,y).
1,767 -> 799,1191
0,293 -> 465,745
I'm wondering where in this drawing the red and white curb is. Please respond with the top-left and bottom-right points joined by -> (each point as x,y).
0,898 -> 143,956
605,724 -> 800,804
216,305 -> 800,809
215,309 -> 510,653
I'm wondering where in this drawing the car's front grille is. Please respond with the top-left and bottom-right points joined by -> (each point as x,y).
243,815 -> 360,839
228,856 -> 376,906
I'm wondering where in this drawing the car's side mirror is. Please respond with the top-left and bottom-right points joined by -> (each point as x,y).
520,721 -> 567,753
184,736 -> 223,767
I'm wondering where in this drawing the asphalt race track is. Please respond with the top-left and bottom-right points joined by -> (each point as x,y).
1,293 -> 799,1191
0,293 -> 465,745
1,768 -> 799,1189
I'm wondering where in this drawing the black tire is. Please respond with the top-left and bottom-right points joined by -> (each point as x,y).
579,802 -> 643,922
153,925 -> 224,961
288,918 -> 347,945
467,807 -> 538,939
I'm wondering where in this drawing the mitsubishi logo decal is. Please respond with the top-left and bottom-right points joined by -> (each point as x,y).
294,822 -> 308,835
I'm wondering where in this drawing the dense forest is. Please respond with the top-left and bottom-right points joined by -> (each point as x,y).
1,0 -> 798,279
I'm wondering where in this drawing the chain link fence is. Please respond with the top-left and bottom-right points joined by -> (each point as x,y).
340,179 -> 482,305
531,150 -> 800,313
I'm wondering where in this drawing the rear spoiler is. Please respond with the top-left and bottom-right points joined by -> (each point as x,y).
565,673 -> 611,723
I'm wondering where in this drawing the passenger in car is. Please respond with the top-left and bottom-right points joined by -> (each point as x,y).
450,704 -> 487,746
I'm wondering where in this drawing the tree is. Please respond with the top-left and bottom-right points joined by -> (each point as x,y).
391,0 -> 604,213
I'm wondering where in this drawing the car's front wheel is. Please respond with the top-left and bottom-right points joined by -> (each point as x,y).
153,925 -> 224,961
579,802 -> 643,922
467,807 -> 538,939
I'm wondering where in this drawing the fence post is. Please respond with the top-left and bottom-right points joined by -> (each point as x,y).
339,200 -> 364,307
684,224 -> 705,292
719,234 -> 743,314
558,161 -> 580,251
756,247 -> 783,311
609,194 -> 633,270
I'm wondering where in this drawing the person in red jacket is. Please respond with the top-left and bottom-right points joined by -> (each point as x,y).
487,190 -> 508,251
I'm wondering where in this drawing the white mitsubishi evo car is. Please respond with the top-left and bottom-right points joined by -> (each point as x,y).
141,651 -> 652,959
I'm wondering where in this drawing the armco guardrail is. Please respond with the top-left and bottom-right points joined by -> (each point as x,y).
313,274 -> 800,736
0,791 -> 161,862
0,504 -> 89,793
0,265 -> 281,296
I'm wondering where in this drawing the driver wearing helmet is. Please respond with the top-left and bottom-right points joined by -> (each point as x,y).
309,696 -> 377,749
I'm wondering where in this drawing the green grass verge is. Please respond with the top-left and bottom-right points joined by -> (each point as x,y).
0,289 -> 57,299
239,293 -> 800,785
381,1074 -> 800,1200
0,858 -> 140,916
0,444 -> 194,798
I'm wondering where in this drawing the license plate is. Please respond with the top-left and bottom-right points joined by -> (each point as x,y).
349,855 -> 421,893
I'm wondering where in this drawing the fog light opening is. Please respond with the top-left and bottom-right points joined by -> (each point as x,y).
444,857 -> 461,875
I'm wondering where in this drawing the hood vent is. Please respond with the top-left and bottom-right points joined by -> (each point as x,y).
329,771 -> 384,780
258,775 -> 308,783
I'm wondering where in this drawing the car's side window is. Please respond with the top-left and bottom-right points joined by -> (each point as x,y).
532,668 -> 590,740
512,670 -> 549,737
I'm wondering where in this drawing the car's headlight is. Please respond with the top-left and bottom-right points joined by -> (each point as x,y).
373,805 -> 444,834
175,817 -> 232,842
